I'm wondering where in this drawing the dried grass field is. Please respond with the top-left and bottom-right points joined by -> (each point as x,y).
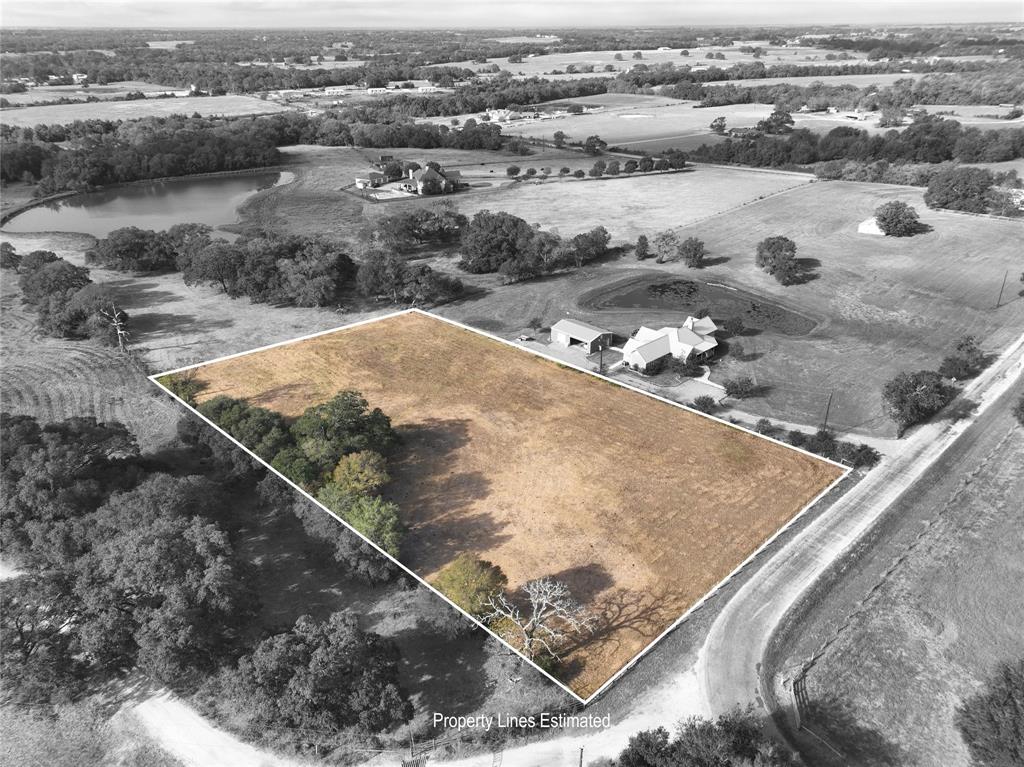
184,310 -> 843,698
0,94 -> 291,127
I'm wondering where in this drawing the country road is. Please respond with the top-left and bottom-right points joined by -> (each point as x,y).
695,330 -> 1024,736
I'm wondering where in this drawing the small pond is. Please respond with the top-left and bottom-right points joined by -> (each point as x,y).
579,277 -> 816,336
3,171 -> 293,239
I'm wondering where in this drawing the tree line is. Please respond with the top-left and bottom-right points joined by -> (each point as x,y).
2,243 -> 127,344
458,210 -> 613,282
175,387 -> 408,559
83,218 -> 464,309
0,411 -> 413,753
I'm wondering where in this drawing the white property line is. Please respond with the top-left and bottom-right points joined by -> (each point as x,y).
149,307 -> 851,705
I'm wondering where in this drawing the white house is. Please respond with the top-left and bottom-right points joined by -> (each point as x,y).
622,316 -> 718,373
550,319 -> 613,353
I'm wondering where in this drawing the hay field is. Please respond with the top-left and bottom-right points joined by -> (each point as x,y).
0,80 -> 183,106
0,95 -> 291,127
451,165 -> 813,240
184,311 -> 843,698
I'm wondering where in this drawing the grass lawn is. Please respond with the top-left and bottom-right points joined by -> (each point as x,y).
0,95 -> 291,127
177,310 -> 843,699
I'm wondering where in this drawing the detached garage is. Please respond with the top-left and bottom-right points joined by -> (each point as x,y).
550,319 -> 613,353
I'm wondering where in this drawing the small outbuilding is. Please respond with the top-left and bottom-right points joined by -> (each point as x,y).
550,319 -> 613,353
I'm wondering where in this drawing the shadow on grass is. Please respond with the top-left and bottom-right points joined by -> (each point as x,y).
803,694 -> 905,766
388,418 -> 508,573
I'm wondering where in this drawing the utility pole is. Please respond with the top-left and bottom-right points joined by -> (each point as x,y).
995,269 -> 1008,309
579,746 -> 584,767
821,390 -> 834,432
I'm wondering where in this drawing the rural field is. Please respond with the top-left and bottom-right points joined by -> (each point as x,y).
179,310 -> 844,698
770,380 -> 1024,767
0,94 -> 291,127
451,165 -> 812,239
0,80 -> 184,106
446,43 -> 872,79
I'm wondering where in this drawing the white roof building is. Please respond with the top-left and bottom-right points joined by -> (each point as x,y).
550,319 -> 613,353
622,316 -> 718,371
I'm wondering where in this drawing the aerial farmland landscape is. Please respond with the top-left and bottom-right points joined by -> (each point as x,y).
1,4 -> 1023,767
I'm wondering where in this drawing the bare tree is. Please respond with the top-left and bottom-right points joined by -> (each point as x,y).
99,302 -> 130,352
484,577 -> 595,661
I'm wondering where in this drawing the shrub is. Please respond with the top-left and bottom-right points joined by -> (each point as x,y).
432,554 -> 508,617
506,165 -> 521,177
754,418 -> 774,435
691,395 -> 717,413
723,376 -> 758,399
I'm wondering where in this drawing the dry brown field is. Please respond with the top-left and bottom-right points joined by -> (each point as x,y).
183,310 -> 843,698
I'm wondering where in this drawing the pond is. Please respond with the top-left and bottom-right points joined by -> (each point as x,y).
579,276 -> 817,336
3,171 -> 293,239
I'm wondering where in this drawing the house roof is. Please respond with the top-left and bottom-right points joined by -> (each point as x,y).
623,317 -> 718,365
685,316 -> 718,335
551,319 -> 611,343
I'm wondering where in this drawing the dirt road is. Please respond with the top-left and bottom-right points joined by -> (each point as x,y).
694,330 -> 1024,737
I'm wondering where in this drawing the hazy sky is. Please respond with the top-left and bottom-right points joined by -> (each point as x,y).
1,0 -> 1021,28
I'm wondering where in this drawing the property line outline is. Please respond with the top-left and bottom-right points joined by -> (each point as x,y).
149,306 -> 852,704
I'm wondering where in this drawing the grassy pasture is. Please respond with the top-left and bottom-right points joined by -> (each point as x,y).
183,311 -> 843,698
787,382 -> 1024,767
0,94 -> 291,126
448,44 -> 871,80
449,165 -> 812,240
655,181 -> 1024,435
0,80 -> 183,106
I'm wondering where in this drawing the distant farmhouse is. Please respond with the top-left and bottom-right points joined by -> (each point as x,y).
550,319 -> 613,353
355,158 -> 466,195
622,317 -> 718,373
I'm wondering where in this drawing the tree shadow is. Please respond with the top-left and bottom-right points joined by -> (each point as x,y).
104,279 -> 185,310
387,419 -> 507,573
787,257 -> 821,285
702,255 -> 730,267
247,382 -> 309,411
563,587 -> 675,656
937,396 -> 979,424
389,622 -> 491,717
128,312 -> 235,338
548,563 -> 615,604
803,693 -> 906,766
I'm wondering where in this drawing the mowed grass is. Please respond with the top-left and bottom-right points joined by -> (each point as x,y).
185,311 -> 843,698
0,95 -> 291,127
452,165 -> 812,240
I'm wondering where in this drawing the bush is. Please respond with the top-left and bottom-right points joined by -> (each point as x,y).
432,554 -> 508,617
937,335 -> 986,379
723,376 -> 758,399
506,165 -> 520,177
754,418 -> 775,435
691,395 -> 717,413
882,370 -> 956,434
